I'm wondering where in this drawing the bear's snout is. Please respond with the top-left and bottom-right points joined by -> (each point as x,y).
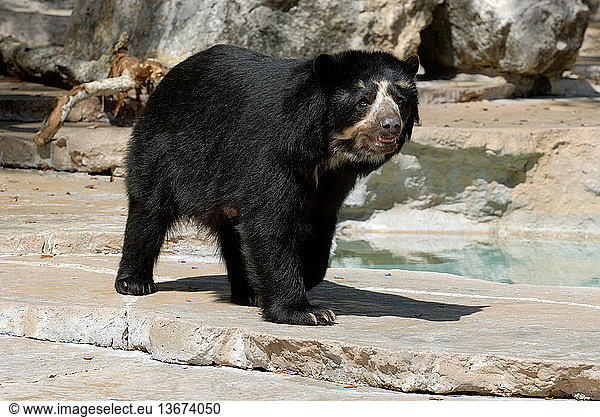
379,115 -> 402,137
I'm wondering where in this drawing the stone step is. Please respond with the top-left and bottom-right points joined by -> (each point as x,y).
1,253 -> 598,400
0,121 -> 129,174
0,78 -> 62,122
0,77 -> 133,123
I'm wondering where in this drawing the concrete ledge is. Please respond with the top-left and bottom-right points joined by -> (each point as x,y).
417,74 -> 517,104
1,254 -> 599,400
142,318 -> 600,399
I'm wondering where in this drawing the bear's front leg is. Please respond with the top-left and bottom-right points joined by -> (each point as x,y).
239,213 -> 336,325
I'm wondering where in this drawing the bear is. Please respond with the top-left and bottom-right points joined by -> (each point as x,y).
115,44 -> 420,326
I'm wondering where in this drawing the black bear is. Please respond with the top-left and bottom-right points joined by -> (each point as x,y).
115,44 -> 419,325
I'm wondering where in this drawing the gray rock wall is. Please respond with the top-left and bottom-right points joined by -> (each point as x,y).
2,0 -> 592,89
65,0 -> 443,65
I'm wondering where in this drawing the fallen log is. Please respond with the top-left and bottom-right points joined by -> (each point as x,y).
0,34 -> 125,88
30,34 -> 169,146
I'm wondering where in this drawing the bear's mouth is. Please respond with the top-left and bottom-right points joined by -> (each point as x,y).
370,136 -> 399,152
374,136 -> 397,145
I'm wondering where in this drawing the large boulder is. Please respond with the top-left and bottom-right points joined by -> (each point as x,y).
65,0 -> 443,65
419,0 -> 590,83
0,0 -> 72,46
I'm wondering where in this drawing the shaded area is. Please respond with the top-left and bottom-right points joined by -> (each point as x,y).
156,275 -> 487,322
418,2 -> 457,80
0,94 -> 58,122
0,121 -> 40,133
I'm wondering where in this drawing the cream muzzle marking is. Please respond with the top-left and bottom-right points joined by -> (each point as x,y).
328,80 -> 403,167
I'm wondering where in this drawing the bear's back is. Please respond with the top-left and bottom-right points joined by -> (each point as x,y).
139,45 -> 312,135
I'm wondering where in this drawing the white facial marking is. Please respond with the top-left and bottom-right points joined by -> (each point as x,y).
331,80 -> 400,141
369,80 -> 400,119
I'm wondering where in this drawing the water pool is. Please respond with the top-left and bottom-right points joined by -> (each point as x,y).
330,235 -> 600,288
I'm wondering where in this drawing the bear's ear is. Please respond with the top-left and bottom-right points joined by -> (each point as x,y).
403,55 -> 420,78
312,54 -> 339,82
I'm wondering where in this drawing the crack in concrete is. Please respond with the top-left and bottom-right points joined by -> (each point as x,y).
122,297 -> 138,349
24,366 -> 106,385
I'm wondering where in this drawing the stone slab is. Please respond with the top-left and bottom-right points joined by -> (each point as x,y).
0,122 -> 130,174
417,74 -> 517,104
0,77 -> 109,123
0,253 -> 598,399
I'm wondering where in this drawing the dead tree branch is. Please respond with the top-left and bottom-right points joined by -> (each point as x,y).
32,74 -> 138,146
32,34 -> 169,146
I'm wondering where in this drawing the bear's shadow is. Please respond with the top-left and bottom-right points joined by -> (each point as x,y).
156,275 -> 486,322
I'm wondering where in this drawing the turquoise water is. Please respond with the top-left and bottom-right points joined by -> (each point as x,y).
330,237 -> 600,288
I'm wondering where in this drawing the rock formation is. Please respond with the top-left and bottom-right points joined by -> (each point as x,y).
419,0 -> 590,88
64,0 -> 444,64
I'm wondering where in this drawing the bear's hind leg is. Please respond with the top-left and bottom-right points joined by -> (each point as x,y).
115,198 -> 174,295
217,225 -> 257,306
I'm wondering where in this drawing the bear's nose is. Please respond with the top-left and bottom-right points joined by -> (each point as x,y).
380,116 -> 401,136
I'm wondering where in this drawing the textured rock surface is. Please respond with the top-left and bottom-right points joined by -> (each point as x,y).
419,0 -> 590,83
65,0 -> 442,65
0,122 -> 129,174
2,335 -> 446,401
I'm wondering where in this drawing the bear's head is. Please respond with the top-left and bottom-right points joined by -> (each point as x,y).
313,50 -> 419,168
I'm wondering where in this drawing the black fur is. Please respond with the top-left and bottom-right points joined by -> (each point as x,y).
115,45 -> 419,325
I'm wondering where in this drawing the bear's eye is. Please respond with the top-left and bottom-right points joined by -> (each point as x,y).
357,94 -> 372,108
395,96 -> 408,110
392,92 -> 406,105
